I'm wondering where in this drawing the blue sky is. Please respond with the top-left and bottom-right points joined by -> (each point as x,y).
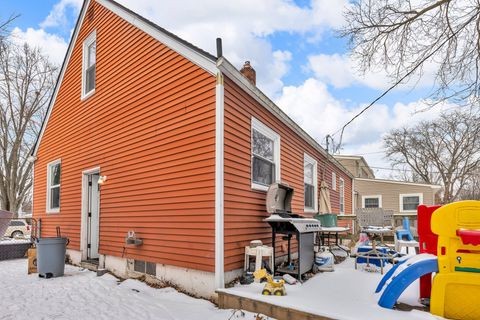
2,0 -> 444,178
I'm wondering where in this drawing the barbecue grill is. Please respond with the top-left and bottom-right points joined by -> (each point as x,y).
264,182 -> 321,280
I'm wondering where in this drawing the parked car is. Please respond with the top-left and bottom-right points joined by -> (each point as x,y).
5,220 -> 31,238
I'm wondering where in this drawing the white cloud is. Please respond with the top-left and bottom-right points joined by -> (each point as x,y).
308,53 -> 438,91
308,53 -> 393,89
35,0 -> 348,96
10,27 -> 68,65
115,0 -> 348,96
40,0 -> 83,29
275,78 -> 451,178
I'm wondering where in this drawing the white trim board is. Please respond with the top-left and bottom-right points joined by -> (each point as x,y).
356,177 -> 442,189
214,71 -> 225,289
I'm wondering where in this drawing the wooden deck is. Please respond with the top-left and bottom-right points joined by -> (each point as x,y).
217,290 -> 333,320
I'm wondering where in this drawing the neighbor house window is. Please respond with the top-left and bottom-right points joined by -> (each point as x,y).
251,117 -> 280,191
46,159 -> 61,213
82,31 -> 96,98
339,178 -> 345,214
400,193 -> 423,212
304,153 -> 318,212
332,172 -> 336,191
362,195 -> 382,208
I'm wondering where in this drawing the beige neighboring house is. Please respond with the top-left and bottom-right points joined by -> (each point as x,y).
334,155 -> 442,231
334,155 -> 375,179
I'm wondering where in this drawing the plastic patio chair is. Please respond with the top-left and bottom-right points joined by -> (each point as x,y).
396,217 -> 414,241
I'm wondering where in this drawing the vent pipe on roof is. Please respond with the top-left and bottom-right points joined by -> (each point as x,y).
240,61 -> 256,85
216,38 -> 222,58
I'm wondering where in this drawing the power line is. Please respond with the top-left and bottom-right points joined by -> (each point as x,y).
329,19 -> 469,149
347,151 -> 386,156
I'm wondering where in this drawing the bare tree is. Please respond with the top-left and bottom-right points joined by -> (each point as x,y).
384,109 -> 480,203
341,0 -> 480,104
0,16 -> 17,41
0,40 -> 57,214
458,169 -> 480,200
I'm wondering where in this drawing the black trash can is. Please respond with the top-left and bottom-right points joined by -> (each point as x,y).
36,237 -> 68,278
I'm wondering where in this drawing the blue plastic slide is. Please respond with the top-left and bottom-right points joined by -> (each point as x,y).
375,258 -> 408,293
377,254 -> 438,309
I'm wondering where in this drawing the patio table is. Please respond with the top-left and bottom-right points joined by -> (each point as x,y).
355,227 -> 396,274
317,226 -> 350,256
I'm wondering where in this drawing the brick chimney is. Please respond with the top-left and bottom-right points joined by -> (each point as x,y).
240,61 -> 256,85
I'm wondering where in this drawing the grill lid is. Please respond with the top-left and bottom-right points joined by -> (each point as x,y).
266,182 -> 294,214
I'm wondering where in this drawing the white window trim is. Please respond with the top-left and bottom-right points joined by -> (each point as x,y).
81,30 -> 96,100
362,195 -> 383,208
339,177 -> 345,214
304,153 -> 318,213
399,193 -> 423,213
251,117 -> 281,191
46,159 -> 61,214
332,172 -> 337,191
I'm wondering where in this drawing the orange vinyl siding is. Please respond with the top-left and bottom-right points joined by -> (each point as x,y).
223,77 -> 353,272
33,2 -> 216,272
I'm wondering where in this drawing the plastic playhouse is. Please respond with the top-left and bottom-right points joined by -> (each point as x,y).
376,201 -> 480,320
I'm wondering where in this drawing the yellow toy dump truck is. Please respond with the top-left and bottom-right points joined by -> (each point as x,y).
253,268 -> 287,296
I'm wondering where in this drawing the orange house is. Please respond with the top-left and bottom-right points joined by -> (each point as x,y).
31,0 -> 354,298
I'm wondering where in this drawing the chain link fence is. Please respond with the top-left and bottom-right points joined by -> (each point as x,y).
0,217 -> 36,261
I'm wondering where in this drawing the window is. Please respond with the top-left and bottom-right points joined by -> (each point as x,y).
251,117 -> 280,191
304,154 -> 318,212
400,193 -> 423,212
332,172 -> 336,191
82,31 -> 96,99
47,160 -> 61,213
339,178 -> 345,214
362,195 -> 382,208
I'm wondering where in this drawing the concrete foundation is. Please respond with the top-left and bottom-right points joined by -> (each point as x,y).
64,249 -> 241,299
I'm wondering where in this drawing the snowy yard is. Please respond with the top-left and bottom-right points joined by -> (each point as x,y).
0,259 -> 255,320
219,258 -> 437,320
0,257 -> 439,320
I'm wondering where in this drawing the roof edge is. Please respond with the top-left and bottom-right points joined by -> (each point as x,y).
32,0 -> 219,157
334,154 -> 375,178
97,0 -> 217,73
217,57 -> 354,180
31,0 -> 91,157
355,177 -> 442,189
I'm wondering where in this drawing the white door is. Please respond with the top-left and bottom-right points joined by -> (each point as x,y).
87,174 -> 100,259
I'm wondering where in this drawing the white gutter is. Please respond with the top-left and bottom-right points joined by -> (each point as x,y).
214,70 -> 225,289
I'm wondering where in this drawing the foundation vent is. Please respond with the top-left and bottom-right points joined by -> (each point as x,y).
134,260 -> 156,276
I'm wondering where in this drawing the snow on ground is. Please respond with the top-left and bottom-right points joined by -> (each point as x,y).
220,258 -> 437,320
0,259 -> 259,320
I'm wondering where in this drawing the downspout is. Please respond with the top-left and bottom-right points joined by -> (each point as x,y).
351,178 -> 356,233
28,156 -> 38,236
214,38 -> 225,290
